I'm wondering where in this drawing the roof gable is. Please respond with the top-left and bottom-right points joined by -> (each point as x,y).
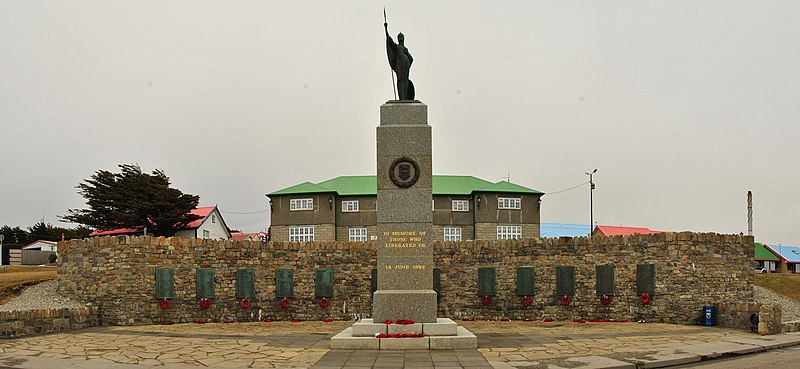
475,181 -> 543,194
22,240 -> 58,249
184,206 -> 216,229
754,242 -> 780,260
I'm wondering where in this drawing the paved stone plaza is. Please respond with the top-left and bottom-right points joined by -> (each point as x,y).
1,321 -> 799,369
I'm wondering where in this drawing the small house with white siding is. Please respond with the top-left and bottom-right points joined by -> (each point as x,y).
22,240 -> 58,252
90,206 -> 231,240
174,206 -> 231,240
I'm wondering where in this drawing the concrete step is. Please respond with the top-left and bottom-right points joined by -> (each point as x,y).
331,319 -> 477,350
352,318 -> 458,337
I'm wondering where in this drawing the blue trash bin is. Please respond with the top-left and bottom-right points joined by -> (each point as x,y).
703,306 -> 716,326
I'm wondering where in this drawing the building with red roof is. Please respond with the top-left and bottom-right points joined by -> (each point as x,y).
89,206 -> 231,240
592,225 -> 669,237
22,240 -> 58,252
231,231 -> 267,241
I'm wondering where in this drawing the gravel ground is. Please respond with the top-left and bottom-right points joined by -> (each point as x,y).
754,285 -> 800,322
0,280 -> 86,312
1,281 -> 799,323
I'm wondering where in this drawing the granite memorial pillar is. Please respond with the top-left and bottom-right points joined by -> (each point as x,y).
372,100 -> 437,323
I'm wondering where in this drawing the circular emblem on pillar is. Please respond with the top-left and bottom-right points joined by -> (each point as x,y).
389,157 -> 420,188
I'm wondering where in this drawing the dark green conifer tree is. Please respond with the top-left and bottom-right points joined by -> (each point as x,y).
63,164 -> 201,237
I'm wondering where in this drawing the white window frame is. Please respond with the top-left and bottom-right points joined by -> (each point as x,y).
498,197 -> 521,210
290,198 -> 313,211
202,230 -> 210,238
341,200 -> 359,212
497,225 -> 522,240
443,227 -> 462,241
451,200 -> 469,212
349,227 -> 367,242
289,226 -> 315,242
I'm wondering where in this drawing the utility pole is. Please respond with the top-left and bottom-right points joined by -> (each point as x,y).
586,169 -> 597,235
747,191 -> 753,236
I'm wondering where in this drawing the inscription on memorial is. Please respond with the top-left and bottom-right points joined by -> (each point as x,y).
385,264 -> 426,270
382,230 -> 427,248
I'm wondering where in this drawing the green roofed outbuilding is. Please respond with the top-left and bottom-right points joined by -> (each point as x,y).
267,175 -> 543,243
754,242 -> 781,273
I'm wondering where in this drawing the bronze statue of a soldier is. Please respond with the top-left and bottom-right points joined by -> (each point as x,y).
384,21 -> 415,100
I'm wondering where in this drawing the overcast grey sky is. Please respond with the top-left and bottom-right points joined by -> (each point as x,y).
1,1 -> 798,245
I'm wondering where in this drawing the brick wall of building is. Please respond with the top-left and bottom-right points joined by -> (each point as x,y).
336,225 -> 378,242
431,225 -> 474,241
270,224 -> 335,242
475,223 -> 539,240
474,223 -> 496,240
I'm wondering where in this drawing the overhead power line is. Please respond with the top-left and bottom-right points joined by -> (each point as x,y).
220,210 -> 268,215
230,216 -> 269,229
544,181 -> 589,196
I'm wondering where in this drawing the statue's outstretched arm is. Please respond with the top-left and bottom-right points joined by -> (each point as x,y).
384,23 -> 396,47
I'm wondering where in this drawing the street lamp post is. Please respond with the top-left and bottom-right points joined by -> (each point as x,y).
585,169 -> 597,235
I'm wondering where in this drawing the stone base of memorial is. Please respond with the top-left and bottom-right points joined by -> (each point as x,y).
373,290 -> 437,323
330,318 -> 477,350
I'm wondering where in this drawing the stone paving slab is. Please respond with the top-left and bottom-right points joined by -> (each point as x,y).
563,356 -> 637,369
489,355 -> 636,369
430,326 -> 478,350
606,349 -> 702,368
675,341 -> 763,357
721,331 -> 800,349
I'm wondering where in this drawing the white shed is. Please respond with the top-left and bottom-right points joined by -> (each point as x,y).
22,240 -> 58,252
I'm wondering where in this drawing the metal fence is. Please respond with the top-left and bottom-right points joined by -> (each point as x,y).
21,250 -> 56,265
9,249 -> 21,265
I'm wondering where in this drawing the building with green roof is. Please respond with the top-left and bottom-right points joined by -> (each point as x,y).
267,175 -> 544,242
754,242 -> 781,273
